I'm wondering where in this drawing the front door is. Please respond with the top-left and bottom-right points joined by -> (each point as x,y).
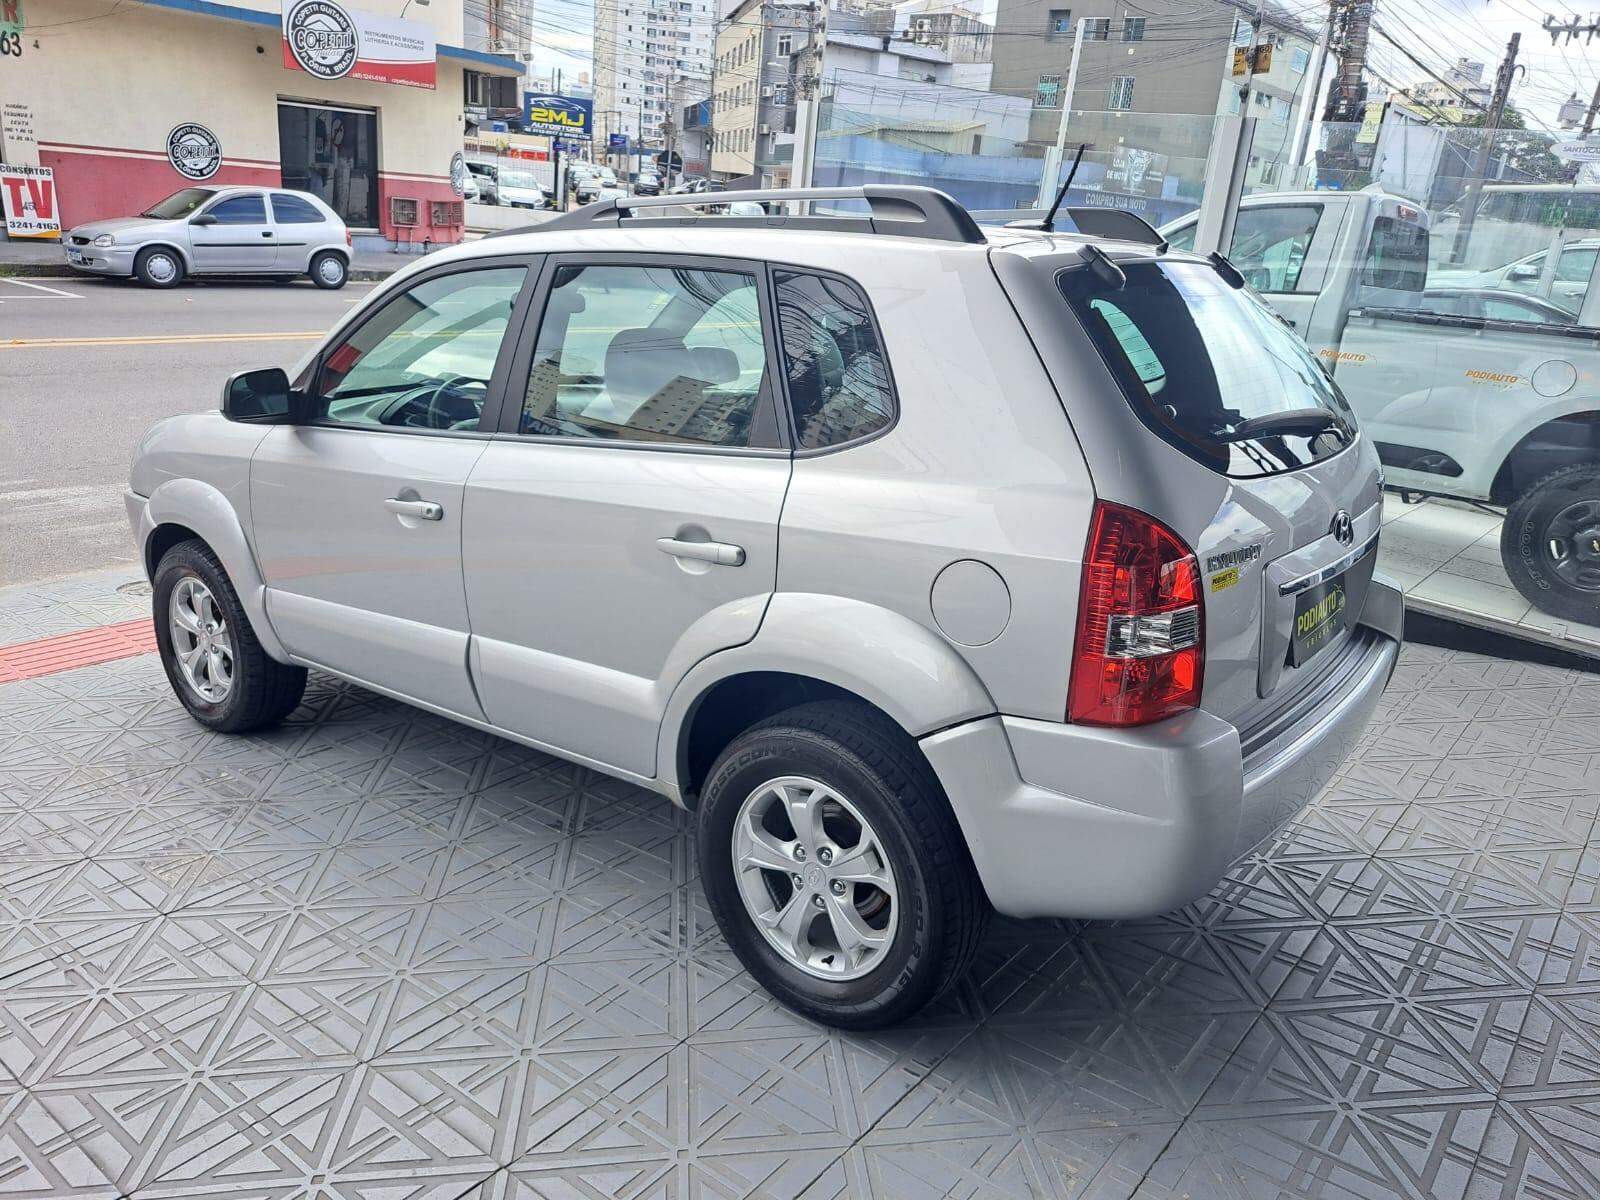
462,255 -> 791,777
250,259 -> 535,715
189,192 -> 279,272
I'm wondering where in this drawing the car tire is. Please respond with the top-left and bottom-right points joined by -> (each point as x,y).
153,539 -> 307,733
1501,462 -> 1600,625
134,246 -> 184,288
309,251 -> 348,291
695,700 -> 988,1029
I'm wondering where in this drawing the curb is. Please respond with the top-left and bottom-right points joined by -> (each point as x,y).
1,261 -> 407,281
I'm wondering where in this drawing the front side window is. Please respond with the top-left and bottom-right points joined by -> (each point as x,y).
774,270 -> 895,450
1228,204 -> 1321,292
143,188 -> 214,219
520,264 -> 769,448
205,195 -> 267,225
270,193 -> 325,224
1059,260 -> 1355,478
316,266 -> 527,432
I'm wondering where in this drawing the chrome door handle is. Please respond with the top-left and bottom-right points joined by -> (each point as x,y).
656,536 -> 746,566
384,497 -> 444,521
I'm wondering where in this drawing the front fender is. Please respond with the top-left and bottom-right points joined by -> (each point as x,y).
139,476 -> 289,662
655,592 -> 997,795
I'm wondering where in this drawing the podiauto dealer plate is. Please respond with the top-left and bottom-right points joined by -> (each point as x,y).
1290,573 -> 1348,667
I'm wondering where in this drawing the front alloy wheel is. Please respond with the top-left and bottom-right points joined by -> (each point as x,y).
168,575 -> 234,703
732,776 -> 898,981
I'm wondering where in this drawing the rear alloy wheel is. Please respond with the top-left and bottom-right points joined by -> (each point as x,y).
134,246 -> 184,288
1501,463 -> 1600,625
696,701 -> 987,1028
310,250 -> 348,290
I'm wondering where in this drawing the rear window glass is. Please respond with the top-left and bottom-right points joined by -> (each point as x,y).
1363,216 -> 1428,291
1059,259 -> 1355,478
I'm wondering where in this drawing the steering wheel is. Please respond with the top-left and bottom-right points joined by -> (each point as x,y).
417,374 -> 486,430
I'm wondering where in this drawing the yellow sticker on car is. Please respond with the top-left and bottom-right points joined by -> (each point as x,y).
1210,567 -> 1240,593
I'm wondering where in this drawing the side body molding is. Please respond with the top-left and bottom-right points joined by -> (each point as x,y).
138,476 -> 290,663
655,592 -> 998,799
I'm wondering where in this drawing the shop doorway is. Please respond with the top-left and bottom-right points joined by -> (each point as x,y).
277,101 -> 380,230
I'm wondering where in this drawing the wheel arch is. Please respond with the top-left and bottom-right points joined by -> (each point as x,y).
1490,409 -> 1600,504
133,241 -> 194,273
141,477 -> 289,662
659,594 -> 997,806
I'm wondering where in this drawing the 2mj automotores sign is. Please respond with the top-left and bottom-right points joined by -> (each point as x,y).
281,0 -> 437,90
523,94 -> 593,141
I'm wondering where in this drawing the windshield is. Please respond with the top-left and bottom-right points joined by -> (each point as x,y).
1059,259 -> 1356,478
142,188 -> 214,219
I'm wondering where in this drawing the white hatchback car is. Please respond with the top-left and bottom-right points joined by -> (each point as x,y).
128,187 -> 1401,1026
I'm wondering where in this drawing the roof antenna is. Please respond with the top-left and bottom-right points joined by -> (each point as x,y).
1040,143 -> 1087,234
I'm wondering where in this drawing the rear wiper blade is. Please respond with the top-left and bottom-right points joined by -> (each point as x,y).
1215,408 -> 1342,443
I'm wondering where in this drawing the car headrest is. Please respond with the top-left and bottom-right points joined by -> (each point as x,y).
605,327 -> 695,407
689,346 -> 740,386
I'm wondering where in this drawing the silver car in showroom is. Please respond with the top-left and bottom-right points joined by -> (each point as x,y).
63,185 -> 352,289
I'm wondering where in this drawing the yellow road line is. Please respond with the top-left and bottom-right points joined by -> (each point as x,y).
1,331 -> 326,349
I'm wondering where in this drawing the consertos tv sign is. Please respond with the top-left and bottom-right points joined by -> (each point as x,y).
280,0 -> 437,90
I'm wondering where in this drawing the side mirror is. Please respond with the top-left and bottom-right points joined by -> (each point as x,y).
222,367 -> 300,423
1508,263 -> 1539,281
191,213 -> 218,226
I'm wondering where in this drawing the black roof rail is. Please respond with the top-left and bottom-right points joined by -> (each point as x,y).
504,185 -> 987,245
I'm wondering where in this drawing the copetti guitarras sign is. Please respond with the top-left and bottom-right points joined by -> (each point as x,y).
281,0 -> 436,90
167,123 -> 222,181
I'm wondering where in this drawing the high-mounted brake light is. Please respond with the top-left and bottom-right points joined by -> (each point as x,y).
1068,501 -> 1204,727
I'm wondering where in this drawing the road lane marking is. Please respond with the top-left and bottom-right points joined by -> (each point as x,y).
0,278 -> 83,300
1,331 -> 325,349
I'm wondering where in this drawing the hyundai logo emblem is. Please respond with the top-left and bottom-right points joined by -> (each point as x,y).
1330,510 -> 1354,545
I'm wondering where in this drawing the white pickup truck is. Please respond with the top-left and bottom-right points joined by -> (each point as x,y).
1161,189 -> 1600,624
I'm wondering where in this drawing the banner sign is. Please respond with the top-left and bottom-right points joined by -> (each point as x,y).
524,93 -> 593,140
0,164 -> 60,240
281,0 -> 436,90
1553,139 -> 1600,164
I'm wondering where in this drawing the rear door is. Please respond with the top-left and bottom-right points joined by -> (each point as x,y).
189,192 -> 278,272
460,254 -> 791,778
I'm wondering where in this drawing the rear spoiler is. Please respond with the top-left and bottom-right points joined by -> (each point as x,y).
970,206 -> 1167,249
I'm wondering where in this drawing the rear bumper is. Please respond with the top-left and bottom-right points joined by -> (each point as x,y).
921,578 -> 1402,920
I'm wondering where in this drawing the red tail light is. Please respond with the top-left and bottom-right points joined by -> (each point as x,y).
1068,501 -> 1204,727
345,228 -> 353,247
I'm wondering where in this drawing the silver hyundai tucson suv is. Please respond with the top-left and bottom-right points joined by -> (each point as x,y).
126,187 -> 1403,1028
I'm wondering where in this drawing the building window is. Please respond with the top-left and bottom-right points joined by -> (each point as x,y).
1122,17 -> 1145,41
1083,17 -> 1110,40
1232,19 -> 1251,47
1108,75 -> 1134,110
1047,8 -> 1071,36
1035,73 -> 1063,108
777,33 -> 792,55
1273,97 -> 1290,124
1291,46 -> 1310,72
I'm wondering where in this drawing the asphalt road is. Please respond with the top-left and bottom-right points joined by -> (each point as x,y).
1,275 -> 378,588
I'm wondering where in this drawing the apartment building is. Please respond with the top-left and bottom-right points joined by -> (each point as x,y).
989,0 -> 1317,189
710,0 -> 812,183
593,0 -> 717,157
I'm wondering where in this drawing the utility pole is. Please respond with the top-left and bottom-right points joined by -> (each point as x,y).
1315,0 -> 1372,188
1037,21 -> 1087,208
1450,31 -> 1521,262
1585,79 -> 1600,136
790,0 -> 828,191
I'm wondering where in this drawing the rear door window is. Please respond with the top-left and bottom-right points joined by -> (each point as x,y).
1059,259 -> 1356,478
1362,216 -> 1429,291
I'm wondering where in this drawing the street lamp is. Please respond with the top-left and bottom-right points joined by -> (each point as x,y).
399,0 -> 429,16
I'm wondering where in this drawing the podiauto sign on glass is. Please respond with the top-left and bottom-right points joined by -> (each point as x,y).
524,94 -> 593,140
281,0 -> 437,90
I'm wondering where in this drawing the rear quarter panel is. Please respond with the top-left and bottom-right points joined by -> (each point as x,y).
775,243 -> 1095,722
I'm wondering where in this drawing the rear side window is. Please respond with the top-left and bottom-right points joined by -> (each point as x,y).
1362,216 -> 1428,291
271,193 -> 324,224
520,264 -> 769,448
206,195 -> 266,225
774,270 -> 895,450
1059,259 -> 1355,478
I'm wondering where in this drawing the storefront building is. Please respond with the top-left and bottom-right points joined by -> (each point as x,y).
0,0 -> 521,247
